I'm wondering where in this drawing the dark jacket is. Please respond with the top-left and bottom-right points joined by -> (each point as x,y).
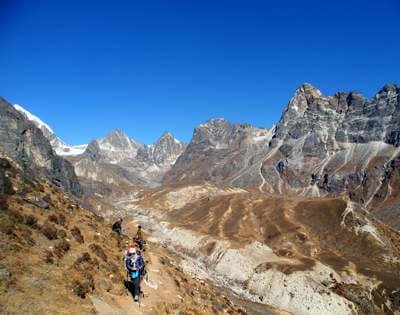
125,253 -> 144,279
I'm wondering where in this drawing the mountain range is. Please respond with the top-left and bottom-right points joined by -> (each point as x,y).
9,83 -> 400,229
1,83 -> 400,314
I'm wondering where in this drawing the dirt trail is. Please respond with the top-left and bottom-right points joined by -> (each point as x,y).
88,221 -> 180,314
90,220 -> 286,315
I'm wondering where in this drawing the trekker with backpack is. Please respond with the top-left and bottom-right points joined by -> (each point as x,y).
125,247 -> 144,302
133,225 -> 145,250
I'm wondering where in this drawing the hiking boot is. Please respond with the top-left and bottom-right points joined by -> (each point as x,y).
134,295 -> 139,302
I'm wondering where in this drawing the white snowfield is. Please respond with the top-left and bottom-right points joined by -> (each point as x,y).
56,143 -> 88,156
14,104 -> 54,133
14,104 -> 87,156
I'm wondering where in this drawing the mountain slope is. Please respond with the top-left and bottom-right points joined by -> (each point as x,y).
0,98 -> 82,197
0,158 -> 283,315
163,119 -> 273,187
164,83 -> 400,229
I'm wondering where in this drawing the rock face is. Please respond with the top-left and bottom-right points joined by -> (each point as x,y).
13,104 -> 87,156
265,83 -> 400,202
163,119 -> 273,187
0,158 -> 12,195
164,84 -> 400,228
84,130 -> 143,164
0,97 -> 82,197
137,132 -> 185,167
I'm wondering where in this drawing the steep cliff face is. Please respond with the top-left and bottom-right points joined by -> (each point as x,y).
265,83 -> 400,200
0,97 -> 82,197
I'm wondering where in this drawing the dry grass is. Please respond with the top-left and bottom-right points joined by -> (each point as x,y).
89,243 -> 107,262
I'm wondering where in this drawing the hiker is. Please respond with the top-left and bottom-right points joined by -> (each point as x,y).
125,247 -> 144,302
133,225 -> 145,250
112,218 -> 123,236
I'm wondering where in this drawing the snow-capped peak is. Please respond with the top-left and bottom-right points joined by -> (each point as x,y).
14,104 -> 54,134
13,104 -> 87,156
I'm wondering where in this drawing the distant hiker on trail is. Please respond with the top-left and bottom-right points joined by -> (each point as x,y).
133,225 -> 145,250
125,247 -> 144,302
112,218 -> 123,236
134,225 -> 144,240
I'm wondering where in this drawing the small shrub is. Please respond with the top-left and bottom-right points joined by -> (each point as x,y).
70,226 -> 84,244
0,196 -> 8,211
48,214 -> 58,224
89,243 -> 107,262
41,223 -> 58,240
75,252 -> 92,265
57,229 -> 67,239
72,280 -> 90,299
92,257 -> 100,268
57,214 -> 66,226
44,249 -> 54,264
25,215 -> 38,227
48,214 -> 66,226
72,273 -> 94,299
54,238 -> 70,258
0,216 -> 14,235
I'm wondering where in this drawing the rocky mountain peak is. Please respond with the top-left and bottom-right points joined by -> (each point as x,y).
192,118 -> 237,147
379,83 -> 399,93
157,131 -> 179,144
374,83 -> 400,101
100,130 -> 140,150
296,82 -> 323,97
285,83 -> 325,115
197,118 -> 230,129
137,132 -> 185,167
82,130 -> 142,164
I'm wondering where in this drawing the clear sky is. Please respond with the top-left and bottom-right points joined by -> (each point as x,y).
1,0 -> 399,145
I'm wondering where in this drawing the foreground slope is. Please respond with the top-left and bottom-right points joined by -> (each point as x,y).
0,158 -> 287,314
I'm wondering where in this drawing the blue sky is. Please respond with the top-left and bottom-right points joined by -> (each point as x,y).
0,0 -> 399,145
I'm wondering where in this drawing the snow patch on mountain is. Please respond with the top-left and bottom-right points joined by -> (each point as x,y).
14,104 -> 54,133
14,104 -> 87,156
